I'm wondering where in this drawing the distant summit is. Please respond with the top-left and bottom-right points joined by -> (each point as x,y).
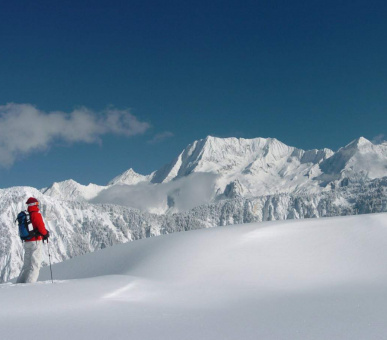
42,179 -> 104,201
108,168 -> 151,186
319,136 -> 387,181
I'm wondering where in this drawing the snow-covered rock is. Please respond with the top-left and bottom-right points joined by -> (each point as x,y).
41,179 -> 106,201
108,168 -> 151,185
319,137 -> 387,183
150,137 -> 333,194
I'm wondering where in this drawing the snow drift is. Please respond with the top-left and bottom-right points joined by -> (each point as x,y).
2,213 -> 387,339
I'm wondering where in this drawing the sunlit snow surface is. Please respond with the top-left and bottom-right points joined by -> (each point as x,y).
2,213 -> 387,339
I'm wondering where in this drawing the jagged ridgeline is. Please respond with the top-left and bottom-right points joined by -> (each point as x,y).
1,136 -> 387,282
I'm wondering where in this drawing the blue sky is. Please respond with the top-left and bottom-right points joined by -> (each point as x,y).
1,0 -> 386,188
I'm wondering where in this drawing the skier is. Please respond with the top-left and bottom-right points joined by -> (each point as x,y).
17,197 -> 50,283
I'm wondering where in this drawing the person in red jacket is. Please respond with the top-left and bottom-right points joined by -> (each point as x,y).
17,197 -> 50,283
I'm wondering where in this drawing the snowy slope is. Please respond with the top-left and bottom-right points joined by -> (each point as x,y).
0,186 -> 172,282
2,213 -> 387,340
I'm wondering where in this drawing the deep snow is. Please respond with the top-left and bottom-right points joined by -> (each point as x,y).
1,213 -> 387,339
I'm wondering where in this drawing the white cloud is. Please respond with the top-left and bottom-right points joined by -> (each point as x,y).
103,108 -> 151,137
92,173 -> 218,213
147,131 -> 174,144
372,134 -> 386,145
0,103 -> 150,166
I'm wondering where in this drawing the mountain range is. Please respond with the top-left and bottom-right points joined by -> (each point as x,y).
42,136 -> 387,213
1,135 -> 387,282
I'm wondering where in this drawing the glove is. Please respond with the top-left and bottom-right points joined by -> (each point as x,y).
43,230 -> 50,241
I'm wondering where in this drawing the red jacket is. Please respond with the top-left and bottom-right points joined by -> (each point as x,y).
26,205 -> 48,242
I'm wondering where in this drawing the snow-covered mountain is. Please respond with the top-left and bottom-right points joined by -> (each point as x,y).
42,135 -> 387,213
319,137 -> 387,183
151,136 -> 333,185
151,136 -> 387,196
1,135 -> 387,283
144,136 -> 336,199
42,179 -> 105,201
108,168 -> 152,186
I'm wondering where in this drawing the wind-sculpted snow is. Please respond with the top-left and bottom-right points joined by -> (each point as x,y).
3,214 -> 387,340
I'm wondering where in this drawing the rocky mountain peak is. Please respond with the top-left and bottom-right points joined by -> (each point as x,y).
108,168 -> 149,186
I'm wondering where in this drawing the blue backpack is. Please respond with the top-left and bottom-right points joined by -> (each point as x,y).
16,211 -> 39,241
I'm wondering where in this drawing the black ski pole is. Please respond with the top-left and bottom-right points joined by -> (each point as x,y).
46,240 -> 54,283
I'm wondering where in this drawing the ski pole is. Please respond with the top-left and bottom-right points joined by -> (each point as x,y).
46,240 -> 54,283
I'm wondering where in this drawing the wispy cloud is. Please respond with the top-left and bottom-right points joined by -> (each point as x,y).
372,134 -> 386,145
0,103 -> 150,167
148,131 -> 174,144
92,173 -> 218,213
